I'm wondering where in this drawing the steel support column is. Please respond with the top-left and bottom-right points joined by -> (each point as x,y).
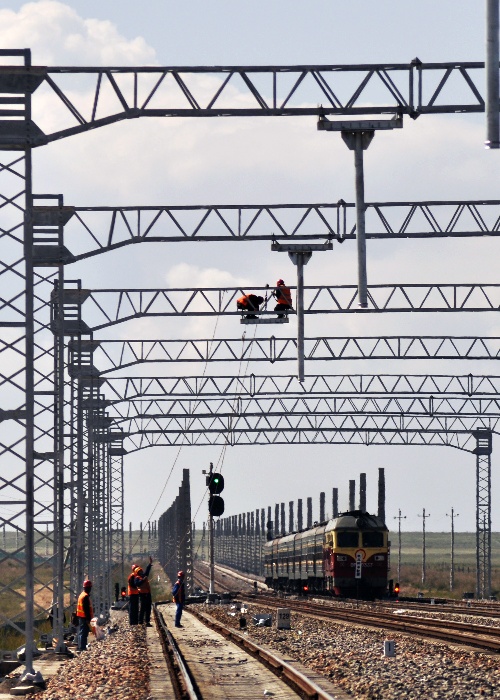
473,429 -> 492,598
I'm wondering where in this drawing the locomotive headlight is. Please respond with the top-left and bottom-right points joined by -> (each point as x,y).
374,555 -> 385,561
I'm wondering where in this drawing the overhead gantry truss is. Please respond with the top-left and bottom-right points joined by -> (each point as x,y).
56,200 -> 500,258
99,373 -> 500,401
16,60 -> 494,148
120,424 -> 480,452
83,284 -> 500,329
92,336 -> 500,370
105,396 -> 500,422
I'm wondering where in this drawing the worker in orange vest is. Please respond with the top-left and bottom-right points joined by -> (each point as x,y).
272,279 -> 293,317
236,294 -> 264,319
135,556 -> 153,626
76,579 -> 93,651
127,563 -> 140,626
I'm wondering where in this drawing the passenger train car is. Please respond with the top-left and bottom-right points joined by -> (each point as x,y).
264,510 -> 390,598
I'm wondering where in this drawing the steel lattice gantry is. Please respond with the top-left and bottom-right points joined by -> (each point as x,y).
1,50 -> 499,669
46,200 -> 500,258
91,336 -> 500,369
19,60 -> 498,147
76,284 -> 500,329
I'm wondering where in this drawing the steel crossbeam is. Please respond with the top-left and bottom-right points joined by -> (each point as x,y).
123,427 -> 477,451
99,374 -> 500,401
59,200 -> 500,258
83,284 -> 500,329
106,396 -> 500,421
19,61 -> 496,146
118,415 -> 498,438
92,336 -> 500,370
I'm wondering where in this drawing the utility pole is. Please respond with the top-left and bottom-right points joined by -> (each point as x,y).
393,509 -> 406,585
418,509 -> 431,585
446,508 -> 459,592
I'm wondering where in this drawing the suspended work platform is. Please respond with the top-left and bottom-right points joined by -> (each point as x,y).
240,314 -> 290,325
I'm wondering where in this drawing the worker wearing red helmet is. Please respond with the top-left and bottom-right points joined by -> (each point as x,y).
76,579 -> 93,651
127,563 -> 140,626
172,570 -> 186,628
236,293 -> 264,319
272,279 -> 293,317
135,555 -> 154,626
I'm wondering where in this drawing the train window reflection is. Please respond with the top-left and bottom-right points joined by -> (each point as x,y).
337,532 -> 359,547
362,532 -> 384,547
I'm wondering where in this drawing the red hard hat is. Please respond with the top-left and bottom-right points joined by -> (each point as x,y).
277,279 -> 284,285
131,563 -> 137,570
83,579 -> 92,588
177,570 -> 185,578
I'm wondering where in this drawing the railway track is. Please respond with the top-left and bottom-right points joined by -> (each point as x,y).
379,599 -> 500,619
194,563 -> 500,653
153,601 -> 348,699
252,595 -> 500,653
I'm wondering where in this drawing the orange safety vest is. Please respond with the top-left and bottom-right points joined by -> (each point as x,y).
76,591 -> 93,619
128,570 -> 140,595
137,575 -> 151,595
237,294 -> 251,307
275,286 -> 292,307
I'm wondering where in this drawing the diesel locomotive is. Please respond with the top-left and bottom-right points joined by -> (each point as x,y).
264,510 -> 390,598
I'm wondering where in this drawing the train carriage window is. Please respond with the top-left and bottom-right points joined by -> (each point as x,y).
337,531 -> 359,547
362,531 -> 384,547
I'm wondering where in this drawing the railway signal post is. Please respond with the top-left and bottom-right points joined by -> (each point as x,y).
205,463 -> 225,595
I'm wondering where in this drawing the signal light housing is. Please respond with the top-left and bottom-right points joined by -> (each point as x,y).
209,494 -> 224,517
207,473 -> 224,495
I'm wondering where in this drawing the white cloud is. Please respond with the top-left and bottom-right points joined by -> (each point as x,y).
0,1 -> 156,65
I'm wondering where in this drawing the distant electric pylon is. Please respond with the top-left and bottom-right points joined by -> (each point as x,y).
418,509 -> 431,584
446,508 -> 459,591
393,509 -> 406,584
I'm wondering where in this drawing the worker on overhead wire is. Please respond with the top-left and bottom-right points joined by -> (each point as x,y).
271,279 -> 293,317
236,293 -> 265,319
127,563 -> 140,626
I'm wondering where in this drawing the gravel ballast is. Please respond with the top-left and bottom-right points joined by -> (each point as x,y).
197,601 -> 500,699
25,613 -> 150,699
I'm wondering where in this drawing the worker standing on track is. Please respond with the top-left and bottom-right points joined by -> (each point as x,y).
272,279 -> 293,317
172,570 -> 186,628
135,555 -> 153,626
76,579 -> 93,652
236,293 -> 264,319
127,563 -> 140,626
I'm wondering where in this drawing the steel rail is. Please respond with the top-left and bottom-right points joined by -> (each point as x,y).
257,597 -> 500,652
379,600 -> 500,619
189,607 -> 349,700
153,604 -> 200,700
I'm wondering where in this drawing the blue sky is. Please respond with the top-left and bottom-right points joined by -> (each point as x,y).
1,1 -> 498,534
